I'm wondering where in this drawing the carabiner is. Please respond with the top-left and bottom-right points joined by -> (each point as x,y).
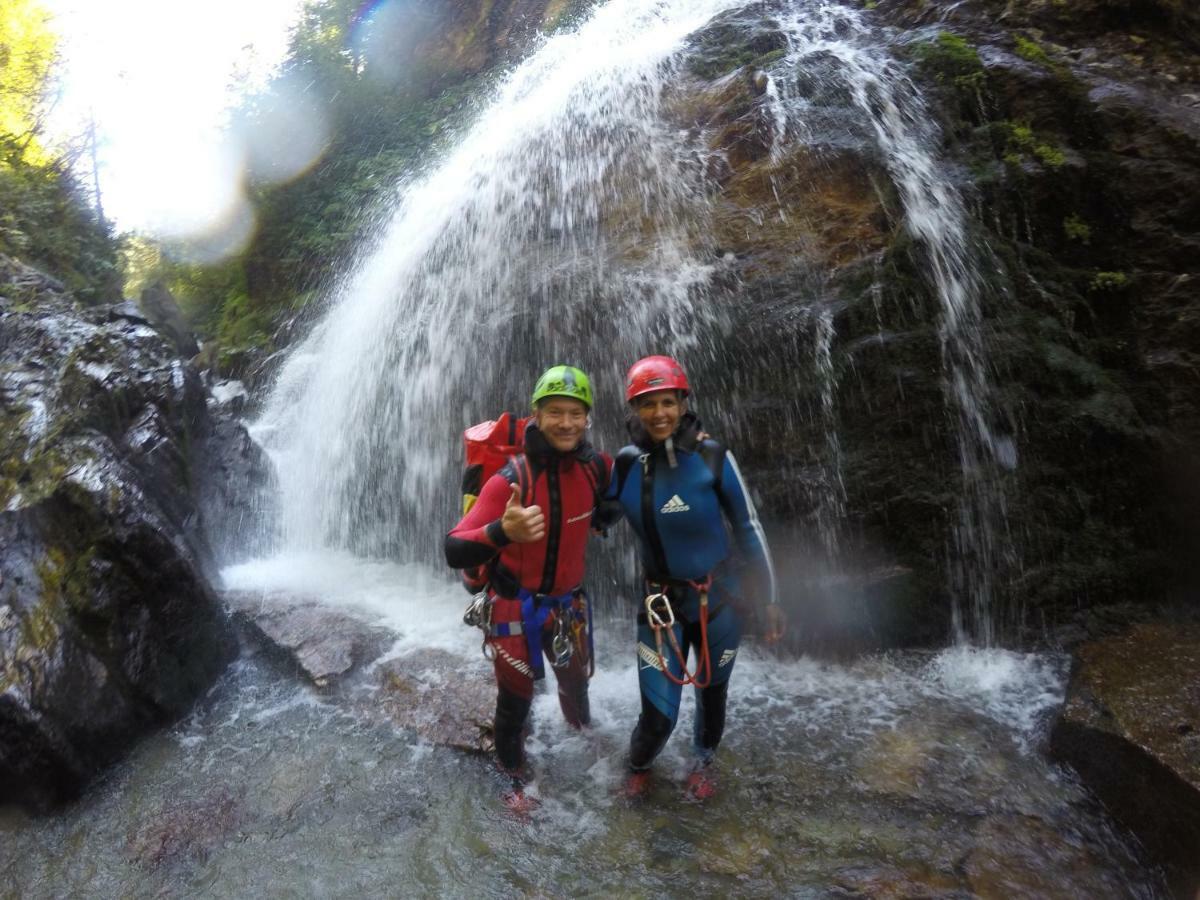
550,611 -> 573,668
645,592 -> 674,629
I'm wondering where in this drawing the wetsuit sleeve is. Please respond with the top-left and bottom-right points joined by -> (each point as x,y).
715,449 -> 778,607
444,472 -> 514,569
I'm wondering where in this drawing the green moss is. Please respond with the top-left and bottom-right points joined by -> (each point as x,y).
913,31 -> 986,93
1063,213 -> 1091,244
1014,35 -> 1053,67
25,550 -> 69,650
1090,271 -> 1130,292
1033,143 -> 1066,167
755,49 -> 787,69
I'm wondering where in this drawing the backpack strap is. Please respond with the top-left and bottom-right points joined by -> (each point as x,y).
508,454 -> 535,507
578,455 -> 608,507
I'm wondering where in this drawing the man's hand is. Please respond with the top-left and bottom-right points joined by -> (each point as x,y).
501,483 -> 545,543
763,604 -> 786,645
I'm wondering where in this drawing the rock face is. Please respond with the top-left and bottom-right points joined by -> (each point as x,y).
0,255 -> 247,811
1051,623 -> 1200,897
635,0 -> 1200,645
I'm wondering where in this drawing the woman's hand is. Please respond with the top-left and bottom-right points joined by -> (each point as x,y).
501,484 -> 545,543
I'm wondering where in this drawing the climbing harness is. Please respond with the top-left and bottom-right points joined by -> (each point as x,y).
468,587 -> 593,678
644,577 -> 712,688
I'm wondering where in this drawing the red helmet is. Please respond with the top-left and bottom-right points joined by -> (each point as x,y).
625,355 -> 690,403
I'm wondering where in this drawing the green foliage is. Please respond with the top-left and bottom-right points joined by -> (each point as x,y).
0,0 -> 56,165
158,0 -> 507,366
1063,213 -> 1091,244
0,0 -> 120,302
1033,143 -> 1066,167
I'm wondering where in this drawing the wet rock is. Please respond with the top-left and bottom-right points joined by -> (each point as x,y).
138,280 -> 199,359
225,591 -> 395,687
830,864 -> 962,899
194,408 -> 274,565
1050,622 -> 1200,897
964,814 -> 1145,898
0,255 -> 238,811
369,649 -> 494,754
127,787 -> 241,870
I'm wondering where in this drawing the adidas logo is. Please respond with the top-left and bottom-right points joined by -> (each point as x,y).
660,494 -> 690,514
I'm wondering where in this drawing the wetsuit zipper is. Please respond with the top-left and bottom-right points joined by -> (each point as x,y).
640,451 -> 670,578
540,459 -> 561,593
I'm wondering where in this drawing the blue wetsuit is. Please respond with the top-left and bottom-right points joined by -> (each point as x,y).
604,412 -> 776,770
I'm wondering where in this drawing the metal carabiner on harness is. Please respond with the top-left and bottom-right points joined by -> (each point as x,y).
550,607 -> 574,668
463,592 -> 492,629
645,592 -> 674,629
463,592 -> 496,660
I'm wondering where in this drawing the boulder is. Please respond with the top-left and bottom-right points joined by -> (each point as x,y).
0,255 -> 239,811
1050,622 -> 1200,897
225,591 -> 394,687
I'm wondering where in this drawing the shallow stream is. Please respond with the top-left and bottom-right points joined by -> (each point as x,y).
0,556 -> 1165,898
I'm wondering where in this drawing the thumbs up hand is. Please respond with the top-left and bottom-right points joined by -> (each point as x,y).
502,483 -> 545,543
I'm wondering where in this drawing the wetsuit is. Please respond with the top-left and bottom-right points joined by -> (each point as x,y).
606,412 -> 776,771
445,423 -> 611,775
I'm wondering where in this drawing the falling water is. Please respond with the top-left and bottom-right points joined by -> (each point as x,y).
764,4 -> 1020,645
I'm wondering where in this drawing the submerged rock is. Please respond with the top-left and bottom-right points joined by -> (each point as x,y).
127,787 -> 242,870
0,255 -> 240,811
370,649 -> 494,754
1051,622 -> 1200,897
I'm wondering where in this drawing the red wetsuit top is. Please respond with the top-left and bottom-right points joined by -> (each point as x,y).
444,424 -> 612,597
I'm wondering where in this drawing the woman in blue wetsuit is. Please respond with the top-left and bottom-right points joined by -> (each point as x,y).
605,355 -> 785,798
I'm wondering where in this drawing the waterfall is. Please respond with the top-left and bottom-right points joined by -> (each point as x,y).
249,0 -> 1017,644
252,0 -> 743,563
766,4 -> 1019,645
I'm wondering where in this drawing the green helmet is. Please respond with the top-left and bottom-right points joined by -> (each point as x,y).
531,365 -> 593,410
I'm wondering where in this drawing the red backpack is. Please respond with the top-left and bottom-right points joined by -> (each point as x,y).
461,412 -> 529,516
459,412 -> 528,592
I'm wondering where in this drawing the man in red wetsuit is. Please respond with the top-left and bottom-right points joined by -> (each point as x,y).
444,366 -> 612,801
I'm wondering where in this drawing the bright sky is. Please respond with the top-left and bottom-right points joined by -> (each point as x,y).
44,0 -> 313,246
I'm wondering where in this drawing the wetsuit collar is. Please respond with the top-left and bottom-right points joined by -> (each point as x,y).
627,410 -> 704,453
